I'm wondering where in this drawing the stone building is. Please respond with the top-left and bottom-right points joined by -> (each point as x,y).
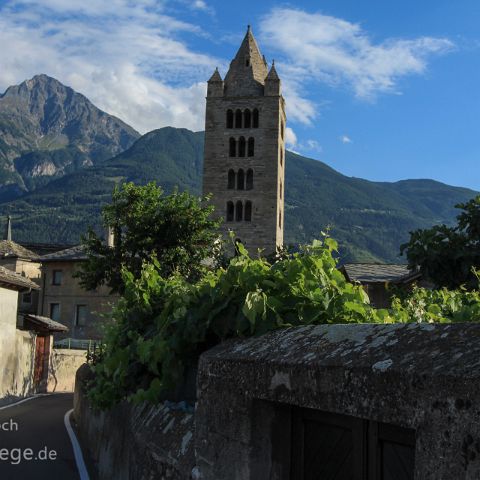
0,265 -> 39,403
340,263 -> 422,308
38,245 -> 117,341
203,26 -> 286,255
0,216 -> 41,314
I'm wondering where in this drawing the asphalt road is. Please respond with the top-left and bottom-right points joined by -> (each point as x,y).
0,393 -> 84,480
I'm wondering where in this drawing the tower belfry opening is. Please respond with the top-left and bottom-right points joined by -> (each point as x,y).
203,26 -> 286,255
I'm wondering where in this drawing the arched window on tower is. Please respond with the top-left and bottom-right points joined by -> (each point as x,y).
238,137 -> 246,157
244,109 -> 251,128
226,110 -> 233,129
226,201 -> 234,222
253,108 -> 259,128
237,169 -> 245,190
229,138 -> 236,157
279,179 -> 282,199
236,201 -> 243,221
247,137 -> 254,157
227,169 -> 235,189
235,109 -> 242,128
279,210 -> 282,228
245,201 -> 252,221
281,121 -> 284,140
280,148 -> 283,167
246,169 -> 253,190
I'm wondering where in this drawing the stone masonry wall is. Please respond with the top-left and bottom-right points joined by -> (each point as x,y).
203,30 -> 285,255
47,348 -> 86,393
75,323 -> 480,479
196,323 -> 480,480
0,288 -> 36,406
40,261 -> 117,340
73,365 -> 196,480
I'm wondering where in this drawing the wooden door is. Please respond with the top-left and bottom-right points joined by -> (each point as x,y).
290,408 -> 415,480
33,335 -> 50,393
292,409 -> 366,480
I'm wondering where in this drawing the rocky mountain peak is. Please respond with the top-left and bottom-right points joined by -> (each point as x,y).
0,74 -> 141,199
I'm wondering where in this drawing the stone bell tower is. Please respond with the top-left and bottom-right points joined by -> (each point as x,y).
202,26 -> 286,255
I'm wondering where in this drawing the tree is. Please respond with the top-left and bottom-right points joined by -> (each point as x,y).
401,195 -> 480,289
77,182 -> 222,293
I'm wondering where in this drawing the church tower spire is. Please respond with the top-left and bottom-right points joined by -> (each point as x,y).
224,26 -> 268,96
202,26 -> 286,255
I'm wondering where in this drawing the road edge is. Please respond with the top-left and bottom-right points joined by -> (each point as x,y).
64,409 -> 90,480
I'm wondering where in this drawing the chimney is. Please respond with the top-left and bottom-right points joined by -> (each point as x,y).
4,216 -> 11,241
106,225 -> 115,247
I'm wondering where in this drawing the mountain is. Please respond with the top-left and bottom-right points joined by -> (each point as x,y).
0,74 -> 140,199
0,127 -> 476,262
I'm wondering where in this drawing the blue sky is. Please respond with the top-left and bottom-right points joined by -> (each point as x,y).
0,0 -> 479,189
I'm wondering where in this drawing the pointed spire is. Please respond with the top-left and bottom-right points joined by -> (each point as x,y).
266,61 -> 280,81
208,67 -> 223,83
207,67 -> 224,97
265,61 -> 281,96
4,215 -> 11,241
224,26 -> 268,96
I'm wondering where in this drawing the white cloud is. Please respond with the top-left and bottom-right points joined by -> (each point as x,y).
285,127 -> 297,148
0,0 -> 220,133
192,0 -> 209,11
306,140 -> 323,153
339,135 -> 352,144
260,8 -> 454,124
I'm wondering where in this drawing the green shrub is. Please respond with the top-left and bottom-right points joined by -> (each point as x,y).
87,237 -> 480,409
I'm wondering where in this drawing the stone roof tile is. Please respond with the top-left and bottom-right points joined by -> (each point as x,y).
0,265 -> 40,291
23,314 -> 68,332
40,244 -> 87,262
0,240 -> 39,260
342,263 -> 420,284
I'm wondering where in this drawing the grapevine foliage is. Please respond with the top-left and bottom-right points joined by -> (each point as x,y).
87,238 -> 480,409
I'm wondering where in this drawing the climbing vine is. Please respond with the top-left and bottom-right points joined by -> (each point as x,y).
87,237 -> 480,409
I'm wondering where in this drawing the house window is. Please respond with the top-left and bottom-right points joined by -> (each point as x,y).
75,305 -> 87,327
52,270 -> 63,285
22,292 -> 32,304
49,303 -> 60,322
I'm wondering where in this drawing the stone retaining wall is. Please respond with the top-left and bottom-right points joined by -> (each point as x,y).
75,323 -> 480,479
196,323 -> 480,480
47,348 -> 86,393
73,365 -> 196,480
